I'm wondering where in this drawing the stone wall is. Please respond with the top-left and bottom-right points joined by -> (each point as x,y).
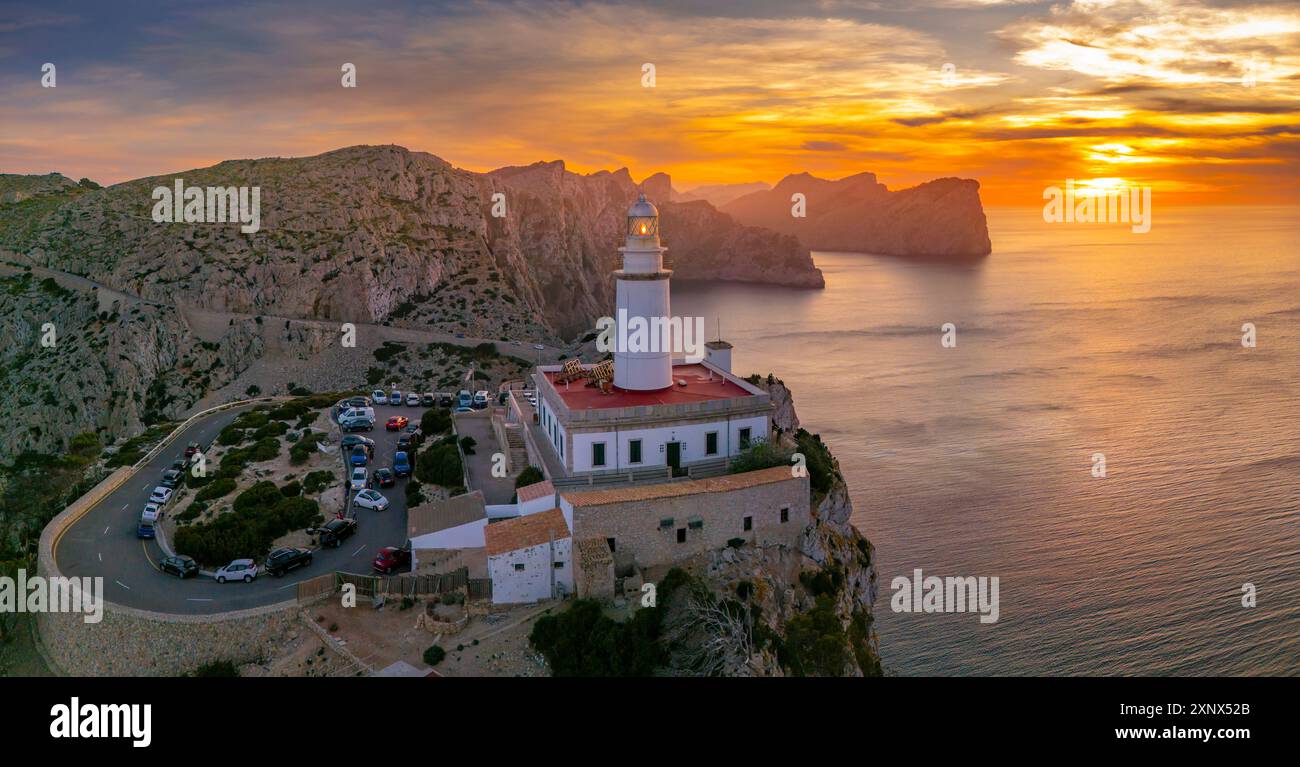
568,474 -> 809,571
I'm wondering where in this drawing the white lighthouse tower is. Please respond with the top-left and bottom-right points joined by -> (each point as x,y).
614,195 -> 673,391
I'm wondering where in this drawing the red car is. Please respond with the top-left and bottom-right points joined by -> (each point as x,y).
184,441 -> 202,458
385,416 -> 409,431
372,546 -> 411,574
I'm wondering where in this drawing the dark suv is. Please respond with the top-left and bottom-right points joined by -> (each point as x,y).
265,547 -> 313,576
160,468 -> 183,489
317,517 -> 358,548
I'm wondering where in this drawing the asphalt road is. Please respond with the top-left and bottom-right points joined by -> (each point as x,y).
55,402 -> 419,615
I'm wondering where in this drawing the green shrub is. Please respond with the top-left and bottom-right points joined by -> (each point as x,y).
191,660 -> 240,677
216,426 -> 246,447
514,465 -> 544,489
779,594 -> 851,677
423,644 -> 446,666
415,440 -> 463,487
419,407 -> 452,435
302,470 -> 335,494
459,436 -> 476,455
194,477 -> 237,503
173,494 -> 320,566
729,439 -> 789,474
279,480 -> 301,497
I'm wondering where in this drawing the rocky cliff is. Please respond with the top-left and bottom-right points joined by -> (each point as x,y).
0,146 -> 822,342
722,170 -> 992,258
671,375 -> 880,676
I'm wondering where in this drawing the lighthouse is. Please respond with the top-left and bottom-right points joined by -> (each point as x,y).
614,195 -> 673,391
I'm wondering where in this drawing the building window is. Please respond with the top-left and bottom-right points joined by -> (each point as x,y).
513,563 -> 525,572
676,528 -> 687,544
743,515 -> 753,532
592,442 -> 606,467
705,431 -> 718,455
780,507 -> 789,523
738,427 -> 751,450
553,561 -> 565,569
629,439 -> 643,464
606,537 -> 617,552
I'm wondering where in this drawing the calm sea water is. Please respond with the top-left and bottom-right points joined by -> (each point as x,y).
673,206 -> 1300,676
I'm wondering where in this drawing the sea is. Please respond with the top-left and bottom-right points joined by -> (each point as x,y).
673,205 -> 1300,675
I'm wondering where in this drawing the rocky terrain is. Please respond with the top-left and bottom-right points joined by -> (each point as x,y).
654,377 -> 881,677
1,145 -> 821,342
723,171 -> 992,258
674,181 -> 772,208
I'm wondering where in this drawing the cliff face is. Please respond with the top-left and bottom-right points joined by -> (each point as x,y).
1,146 -> 823,342
0,269 -> 260,462
722,171 -> 992,258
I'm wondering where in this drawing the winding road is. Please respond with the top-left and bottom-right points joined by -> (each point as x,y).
55,402 -> 419,615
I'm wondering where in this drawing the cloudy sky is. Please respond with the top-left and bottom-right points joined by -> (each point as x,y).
1,0 -> 1297,204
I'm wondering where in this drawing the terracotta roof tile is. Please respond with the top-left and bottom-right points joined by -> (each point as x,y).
485,508 -> 569,557
561,466 -> 798,507
516,479 -> 555,503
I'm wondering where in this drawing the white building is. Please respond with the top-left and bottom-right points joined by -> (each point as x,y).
519,196 -> 773,480
485,507 -> 573,604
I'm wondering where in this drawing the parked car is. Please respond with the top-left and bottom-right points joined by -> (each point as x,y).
388,391 -> 404,406
214,559 -> 258,583
457,390 -> 472,409
170,458 -> 188,473
339,406 -> 375,423
353,489 -> 389,511
349,445 -> 369,467
393,451 -> 412,478
371,468 -> 395,488
341,417 -> 373,433
264,547 -> 313,577
148,486 -> 173,505
160,468 -> 183,489
438,393 -> 453,407
473,390 -> 489,409
385,415 -> 409,431
184,441 -> 202,459
397,434 -> 412,452
159,555 -> 198,579
372,546 -> 411,575
136,504 -> 160,539
533,344 -> 545,351
341,435 -> 375,455
406,393 -> 421,407
421,392 -> 436,406
371,389 -> 388,405
454,406 -> 474,414
349,467 -> 368,491
317,517 -> 358,548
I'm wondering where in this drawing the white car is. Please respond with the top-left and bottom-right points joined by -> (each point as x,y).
406,393 -> 420,407
371,389 -> 387,405
354,489 -> 389,511
148,486 -> 173,505
533,344 -> 545,350
214,559 -> 258,583
388,391 -> 404,406
349,467 -> 368,491
141,503 -> 162,523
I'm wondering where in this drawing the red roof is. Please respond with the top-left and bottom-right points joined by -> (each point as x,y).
543,363 -> 754,410
485,508 -> 569,556
516,479 -> 555,503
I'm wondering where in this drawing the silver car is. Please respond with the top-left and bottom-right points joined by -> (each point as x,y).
214,559 -> 258,583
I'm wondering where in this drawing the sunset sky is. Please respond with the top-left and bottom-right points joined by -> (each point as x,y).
1,0 -> 1297,205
